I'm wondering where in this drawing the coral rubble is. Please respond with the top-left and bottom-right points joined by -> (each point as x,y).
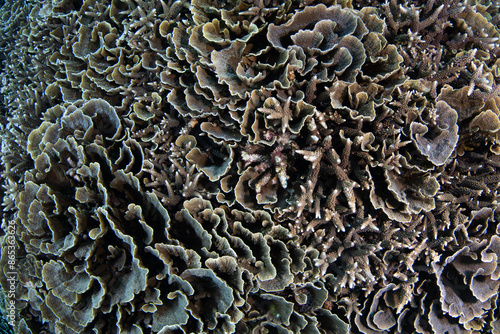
1,0 -> 500,333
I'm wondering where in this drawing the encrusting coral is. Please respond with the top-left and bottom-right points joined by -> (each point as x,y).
1,0 -> 500,333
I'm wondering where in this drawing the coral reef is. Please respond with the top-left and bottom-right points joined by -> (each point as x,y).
1,0 -> 500,333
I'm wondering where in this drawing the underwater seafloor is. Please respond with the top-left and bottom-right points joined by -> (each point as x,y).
1,0 -> 500,333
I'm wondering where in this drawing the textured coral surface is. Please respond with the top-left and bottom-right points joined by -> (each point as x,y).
1,0 -> 500,333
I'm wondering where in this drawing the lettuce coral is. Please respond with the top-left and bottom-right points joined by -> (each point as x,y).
1,0 -> 500,333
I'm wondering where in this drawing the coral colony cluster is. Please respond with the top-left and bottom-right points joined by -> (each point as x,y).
1,0 -> 500,333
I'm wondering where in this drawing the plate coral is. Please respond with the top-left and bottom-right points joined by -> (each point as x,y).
1,0 -> 500,333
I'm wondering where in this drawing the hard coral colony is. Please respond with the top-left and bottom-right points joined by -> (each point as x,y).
0,0 -> 500,333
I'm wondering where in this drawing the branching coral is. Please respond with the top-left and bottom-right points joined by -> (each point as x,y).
1,0 -> 500,333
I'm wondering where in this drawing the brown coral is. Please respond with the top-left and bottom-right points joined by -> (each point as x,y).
2,0 -> 500,334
